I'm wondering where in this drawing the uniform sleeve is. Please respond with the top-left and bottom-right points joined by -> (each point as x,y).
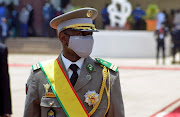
23,70 -> 41,117
107,71 -> 125,117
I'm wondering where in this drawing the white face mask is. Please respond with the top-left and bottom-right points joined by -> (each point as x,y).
68,35 -> 94,58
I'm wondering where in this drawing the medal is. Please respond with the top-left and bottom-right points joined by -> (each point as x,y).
84,90 -> 99,106
47,108 -> 55,117
47,103 -> 56,117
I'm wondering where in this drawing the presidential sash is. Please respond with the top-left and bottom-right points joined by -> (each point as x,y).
39,59 -> 89,117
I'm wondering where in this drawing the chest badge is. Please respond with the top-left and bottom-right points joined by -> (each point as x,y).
84,90 -> 99,106
86,75 -> 92,80
43,84 -> 56,98
43,84 -> 50,93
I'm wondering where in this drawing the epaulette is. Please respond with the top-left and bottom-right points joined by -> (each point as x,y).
32,63 -> 41,71
95,58 -> 119,72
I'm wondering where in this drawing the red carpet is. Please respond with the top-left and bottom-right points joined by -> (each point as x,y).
150,98 -> 180,117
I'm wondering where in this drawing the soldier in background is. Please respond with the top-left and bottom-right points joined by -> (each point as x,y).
101,4 -> 110,29
171,9 -> 180,64
171,29 -> 180,64
155,23 -> 168,65
27,4 -> 36,37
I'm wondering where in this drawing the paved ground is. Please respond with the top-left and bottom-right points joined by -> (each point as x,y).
8,54 -> 180,117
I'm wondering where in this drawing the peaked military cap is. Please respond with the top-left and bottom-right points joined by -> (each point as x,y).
50,7 -> 98,34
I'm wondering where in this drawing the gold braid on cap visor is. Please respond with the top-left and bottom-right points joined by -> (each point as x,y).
63,23 -> 97,31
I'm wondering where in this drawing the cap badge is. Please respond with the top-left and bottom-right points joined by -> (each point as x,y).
86,10 -> 93,17
84,90 -> 99,106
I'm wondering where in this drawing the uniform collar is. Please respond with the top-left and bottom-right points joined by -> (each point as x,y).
61,53 -> 85,70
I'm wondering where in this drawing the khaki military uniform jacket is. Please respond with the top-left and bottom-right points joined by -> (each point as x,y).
23,55 -> 124,117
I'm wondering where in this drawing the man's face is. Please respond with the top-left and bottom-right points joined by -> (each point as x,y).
59,30 -> 93,54
59,29 -> 95,59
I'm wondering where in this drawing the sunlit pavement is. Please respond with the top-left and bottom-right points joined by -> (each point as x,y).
9,54 -> 180,117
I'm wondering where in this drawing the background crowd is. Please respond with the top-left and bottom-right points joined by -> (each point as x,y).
0,1 -> 65,43
0,2 -> 180,44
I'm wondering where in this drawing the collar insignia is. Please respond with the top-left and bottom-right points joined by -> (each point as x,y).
86,63 -> 94,72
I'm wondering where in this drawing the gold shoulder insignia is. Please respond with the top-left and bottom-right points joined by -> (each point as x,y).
32,63 -> 41,71
95,58 -> 119,72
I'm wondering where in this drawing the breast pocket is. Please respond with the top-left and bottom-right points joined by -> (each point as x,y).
40,97 -> 66,117
86,100 -> 108,117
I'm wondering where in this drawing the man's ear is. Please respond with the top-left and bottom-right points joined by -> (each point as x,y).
59,33 -> 68,46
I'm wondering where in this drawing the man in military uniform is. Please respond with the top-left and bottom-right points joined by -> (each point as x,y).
24,8 -> 124,117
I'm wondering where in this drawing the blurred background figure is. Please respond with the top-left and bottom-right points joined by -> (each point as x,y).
171,9 -> 180,64
0,17 -> 8,44
27,4 -> 36,37
0,43 -> 12,117
162,10 -> 169,28
155,23 -> 168,65
0,2 -> 6,23
156,10 -> 166,30
42,2 -> 50,37
42,2 -> 55,37
61,0 -> 70,11
132,4 -> 146,30
101,4 -> 110,29
169,9 -> 175,31
48,3 -> 55,37
7,3 -> 19,38
171,29 -> 180,64
19,7 -> 29,37
173,9 -> 180,30
55,7 -> 63,17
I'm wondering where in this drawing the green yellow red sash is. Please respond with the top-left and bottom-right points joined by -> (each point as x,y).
39,59 -> 89,117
